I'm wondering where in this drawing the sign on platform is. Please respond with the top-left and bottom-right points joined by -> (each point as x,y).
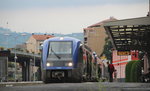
117,51 -> 130,56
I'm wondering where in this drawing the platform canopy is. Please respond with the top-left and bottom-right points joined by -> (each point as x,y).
104,16 -> 150,52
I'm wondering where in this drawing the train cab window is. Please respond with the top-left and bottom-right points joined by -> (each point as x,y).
49,42 -> 72,54
48,41 -> 72,59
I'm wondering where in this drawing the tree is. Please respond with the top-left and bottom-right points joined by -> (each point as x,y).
102,37 -> 113,61
125,61 -> 136,82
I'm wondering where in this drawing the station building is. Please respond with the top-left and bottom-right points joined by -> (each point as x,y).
26,34 -> 54,54
83,17 -> 117,57
112,50 -> 139,79
104,16 -> 150,81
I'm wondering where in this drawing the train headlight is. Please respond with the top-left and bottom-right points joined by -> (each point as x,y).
68,62 -> 73,67
46,62 -> 51,67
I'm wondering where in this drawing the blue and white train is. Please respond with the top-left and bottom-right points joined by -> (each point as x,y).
41,37 -> 100,83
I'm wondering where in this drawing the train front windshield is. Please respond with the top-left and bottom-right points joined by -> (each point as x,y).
48,41 -> 72,60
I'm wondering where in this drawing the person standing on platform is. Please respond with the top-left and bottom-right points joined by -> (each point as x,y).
107,61 -> 115,82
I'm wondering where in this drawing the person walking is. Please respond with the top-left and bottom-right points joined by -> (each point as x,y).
107,62 -> 115,82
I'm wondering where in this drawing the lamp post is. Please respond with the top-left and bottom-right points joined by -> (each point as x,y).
32,42 -> 36,82
14,33 -> 26,82
14,53 -> 17,82
14,35 -> 17,82
33,50 -> 36,81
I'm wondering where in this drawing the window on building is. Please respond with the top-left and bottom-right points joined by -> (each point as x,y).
89,30 -> 95,33
84,37 -> 87,41
84,37 -> 87,44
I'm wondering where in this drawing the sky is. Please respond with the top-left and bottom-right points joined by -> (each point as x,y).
0,0 -> 149,34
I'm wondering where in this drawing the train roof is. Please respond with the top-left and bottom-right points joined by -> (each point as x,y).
44,37 -> 81,43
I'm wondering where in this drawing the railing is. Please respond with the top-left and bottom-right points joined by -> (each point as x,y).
10,50 -> 41,58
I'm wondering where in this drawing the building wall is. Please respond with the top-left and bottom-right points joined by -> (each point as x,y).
112,50 -> 139,79
112,50 -> 131,79
143,54 -> 150,74
26,35 -> 53,54
84,26 -> 107,57
36,40 -> 43,53
26,36 -> 38,54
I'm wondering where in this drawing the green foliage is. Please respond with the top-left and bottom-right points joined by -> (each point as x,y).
102,37 -> 113,61
130,60 -> 142,82
130,61 -> 138,82
125,61 -> 136,82
125,60 -> 142,82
